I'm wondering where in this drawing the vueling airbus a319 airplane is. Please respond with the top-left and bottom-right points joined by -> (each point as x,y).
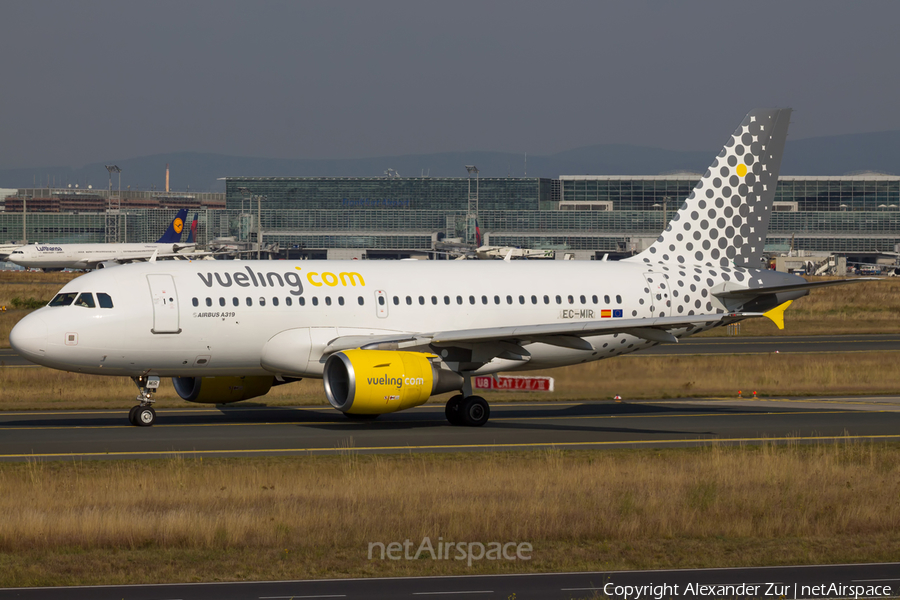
10,108 -> 866,427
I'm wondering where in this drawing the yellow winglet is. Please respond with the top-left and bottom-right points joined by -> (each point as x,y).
763,300 -> 793,330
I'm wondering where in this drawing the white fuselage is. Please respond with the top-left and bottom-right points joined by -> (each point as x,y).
10,259 -> 754,379
7,243 -> 192,269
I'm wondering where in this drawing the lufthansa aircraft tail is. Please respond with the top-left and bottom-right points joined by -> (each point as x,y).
155,209 -> 189,244
629,108 -> 792,269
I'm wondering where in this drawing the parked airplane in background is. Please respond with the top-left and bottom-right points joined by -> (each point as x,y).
10,108 -> 873,427
7,209 -> 197,270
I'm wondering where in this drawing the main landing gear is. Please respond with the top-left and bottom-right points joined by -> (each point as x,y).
445,394 -> 490,427
129,375 -> 160,427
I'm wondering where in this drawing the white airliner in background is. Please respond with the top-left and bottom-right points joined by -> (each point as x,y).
7,209 -> 198,271
10,108 -> 870,427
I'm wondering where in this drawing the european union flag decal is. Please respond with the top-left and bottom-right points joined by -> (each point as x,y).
613,309 -> 623,318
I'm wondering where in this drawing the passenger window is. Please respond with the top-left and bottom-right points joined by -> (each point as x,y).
531,295 -> 537,304
543,295 -> 549,304
604,295 -> 610,304
97,293 -> 114,309
338,297 -> 345,306
358,296 -> 364,306
494,295 -> 500,305
286,297 -> 292,306
431,296 -> 438,305
259,297 -> 266,306
567,295 -> 574,304
219,297 -> 226,307
407,296 -> 413,305
555,295 -> 562,305
192,297 -> 199,307
456,296 -> 463,305
392,296 -> 399,305
481,295 -> 488,305
74,293 -> 95,308
506,295 -> 513,305
300,297 -> 307,306
469,295 -> 475,305
378,296 -> 385,306
272,297 -> 279,307
246,298 -> 252,306
592,295 -> 598,304
206,298 -> 212,307
233,297 -> 239,307
312,297 -> 319,306
418,296 -> 425,305
580,295 -> 586,304
519,295 -> 525,305
325,297 -> 332,306
443,295 -> 450,305
616,295 -> 622,304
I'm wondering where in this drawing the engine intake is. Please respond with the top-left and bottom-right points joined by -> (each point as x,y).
172,376 -> 274,404
323,350 -> 463,414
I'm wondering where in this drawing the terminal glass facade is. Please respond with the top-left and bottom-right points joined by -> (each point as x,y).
3,175 -> 899,257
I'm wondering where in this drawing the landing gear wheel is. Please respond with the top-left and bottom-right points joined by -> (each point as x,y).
460,396 -> 490,427
135,406 -> 156,427
128,405 -> 140,426
445,394 -> 465,426
344,413 -> 379,421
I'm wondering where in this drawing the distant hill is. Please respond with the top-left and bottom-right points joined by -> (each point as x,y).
2,130 -> 898,193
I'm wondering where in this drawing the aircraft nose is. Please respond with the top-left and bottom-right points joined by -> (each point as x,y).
9,314 -> 48,359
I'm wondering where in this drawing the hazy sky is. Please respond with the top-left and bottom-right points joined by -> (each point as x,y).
3,0 -> 899,169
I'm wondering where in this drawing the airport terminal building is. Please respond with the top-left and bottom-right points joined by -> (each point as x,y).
2,173 -> 899,262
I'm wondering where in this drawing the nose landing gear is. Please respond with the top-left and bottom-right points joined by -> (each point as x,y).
129,375 -> 160,427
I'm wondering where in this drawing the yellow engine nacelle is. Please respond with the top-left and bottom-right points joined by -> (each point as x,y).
172,376 -> 274,404
323,350 -> 463,415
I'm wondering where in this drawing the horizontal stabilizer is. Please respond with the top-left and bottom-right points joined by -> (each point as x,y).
713,277 -> 880,300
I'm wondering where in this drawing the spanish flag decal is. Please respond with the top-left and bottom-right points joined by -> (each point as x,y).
601,309 -> 612,318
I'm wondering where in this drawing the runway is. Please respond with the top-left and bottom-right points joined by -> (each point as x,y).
1,395 -> 899,461
0,562 -> 897,599
3,334 -> 900,368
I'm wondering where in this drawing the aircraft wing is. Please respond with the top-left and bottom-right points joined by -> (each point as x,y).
324,312 -> 756,364
79,250 -> 227,267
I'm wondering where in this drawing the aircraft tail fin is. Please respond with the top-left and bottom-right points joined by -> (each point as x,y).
186,213 -> 199,244
629,108 -> 792,269
156,209 -> 188,243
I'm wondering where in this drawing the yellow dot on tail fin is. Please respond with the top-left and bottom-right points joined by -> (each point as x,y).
736,164 -> 748,177
763,300 -> 793,330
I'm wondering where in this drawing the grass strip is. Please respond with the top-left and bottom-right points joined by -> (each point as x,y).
0,443 -> 898,587
2,350 -> 899,410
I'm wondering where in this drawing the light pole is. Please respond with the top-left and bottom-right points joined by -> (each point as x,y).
465,165 -> 479,245
237,187 -> 251,244
105,165 -> 122,243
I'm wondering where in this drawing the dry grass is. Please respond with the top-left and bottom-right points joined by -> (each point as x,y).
0,443 -> 898,585
2,349 -> 898,410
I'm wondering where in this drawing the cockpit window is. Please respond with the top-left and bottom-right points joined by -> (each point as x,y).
74,293 -> 95,308
97,293 -> 114,309
49,292 -> 77,307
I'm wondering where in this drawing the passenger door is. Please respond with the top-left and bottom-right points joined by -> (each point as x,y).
147,274 -> 181,334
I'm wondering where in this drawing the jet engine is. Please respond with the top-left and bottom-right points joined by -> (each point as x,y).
172,376 -> 274,404
323,350 -> 463,415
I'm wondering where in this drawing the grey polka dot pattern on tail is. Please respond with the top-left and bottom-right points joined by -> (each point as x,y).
629,109 -> 791,270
